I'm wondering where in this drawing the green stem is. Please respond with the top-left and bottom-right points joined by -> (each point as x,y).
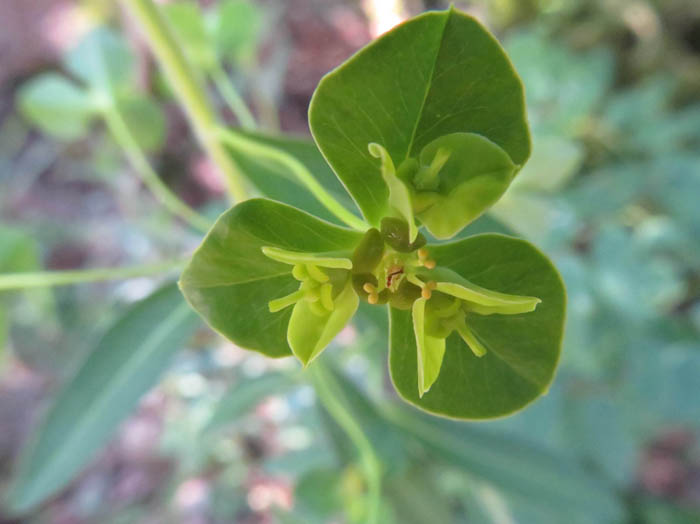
310,360 -> 381,524
210,65 -> 257,130
0,259 -> 185,291
120,0 -> 248,202
102,107 -> 212,233
218,128 -> 367,231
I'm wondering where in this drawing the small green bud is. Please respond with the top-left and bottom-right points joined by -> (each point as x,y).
380,217 -> 427,253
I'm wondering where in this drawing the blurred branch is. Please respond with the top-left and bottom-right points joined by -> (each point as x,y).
218,128 -> 367,231
119,0 -> 249,202
210,65 -> 257,130
102,106 -> 212,233
0,260 -> 185,290
310,360 -> 382,524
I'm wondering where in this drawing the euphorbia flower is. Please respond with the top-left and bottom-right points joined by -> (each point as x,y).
263,247 -> 358,366
180,7 -> 566,420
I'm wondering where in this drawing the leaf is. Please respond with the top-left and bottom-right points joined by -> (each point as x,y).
225,130 -> 360,225
64,27 -> 134,96
163,1 -> 217,71
309,7 -> 530,226
115,95 -> 167,152
6,284 -> 199,514
17,73 -> 96,140
204,371 -> 296,432
390,234 -> 565,419
389,406 -> 624,523
179,199 -> 362,358
211,0 -> 264,66
412,133 -> 517,239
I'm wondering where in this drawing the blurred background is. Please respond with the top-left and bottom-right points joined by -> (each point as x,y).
1,0 -> 700,522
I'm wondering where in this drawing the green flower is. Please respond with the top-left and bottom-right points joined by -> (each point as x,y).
263,247 -> 358,367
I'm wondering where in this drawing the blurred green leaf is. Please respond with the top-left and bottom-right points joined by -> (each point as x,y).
64,27 -> 134,96
6,284 -> 199,513
624,343 -> 700,431
506,30 -> 613,135
510,135 -> 583,193
211,0 -> 264,66
294,468 -> 344,522
17,73 -> 96,140
115,95 -> 167,152
389,406 -> 625,523
634,496 -> 700,524
163,1 -> 217,71
204,371 -> 296,432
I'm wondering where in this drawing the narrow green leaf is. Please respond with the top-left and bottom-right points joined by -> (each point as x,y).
390,234 -> 565,419
309,8 -> 530,225
204,371 -> 295,432
6,284 -> 199,514
17,73 -> 95,140
390,406 -> 624,524
115,95 -> 166,152
179,199 -> 362,358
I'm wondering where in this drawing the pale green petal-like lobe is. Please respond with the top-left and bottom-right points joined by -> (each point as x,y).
368,143 -> 418,242
288,280 -> 359,366
419,266 -> 540,311
412,298 -> 446,397
261,246 -> 352,269
415,133 -> 517,239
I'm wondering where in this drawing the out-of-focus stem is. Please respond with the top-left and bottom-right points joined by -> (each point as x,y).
0,260 -> 185,290
310,360 -> 381,524
102,107 -> 211,233
120,0 -> 248,202
210,65 -> 257,130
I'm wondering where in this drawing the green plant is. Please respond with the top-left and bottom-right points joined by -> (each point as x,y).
3,2 -> 569,519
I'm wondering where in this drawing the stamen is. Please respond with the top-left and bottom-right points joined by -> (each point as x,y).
268,288 -> 306,312
367,293 -> 379,304
363,282 -> 376,294
320,283 -> 334,311
423,259 -> 436,269
417,248 -> 429,260
421,287 -> 432,299
306,264 -> 329,283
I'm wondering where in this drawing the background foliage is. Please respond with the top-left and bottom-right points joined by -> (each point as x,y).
1,0 -> 699,522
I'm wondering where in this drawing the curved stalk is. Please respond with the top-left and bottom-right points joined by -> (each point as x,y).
0,259 -> 185,290
218,128 -> 367,231
102,107 -> 212,233
120,0 -> 248,202
210,65 -> 257,130
310,360 -> 381,524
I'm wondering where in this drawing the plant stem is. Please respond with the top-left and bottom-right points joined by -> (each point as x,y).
218,128 -> 367,231
102,107 -> 212,233
310,360 -> 381,524
120,0 -> 248,202
0,260 -> 185,291
210,65 -> 257,130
